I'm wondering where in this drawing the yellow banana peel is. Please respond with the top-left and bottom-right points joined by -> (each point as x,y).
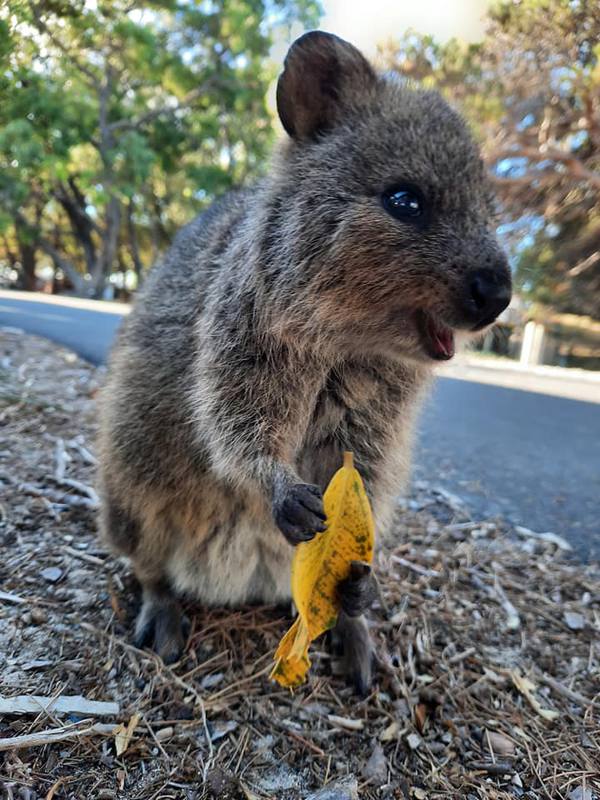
270,451 -> 375,688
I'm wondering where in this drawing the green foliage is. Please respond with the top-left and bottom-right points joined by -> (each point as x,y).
0,0 -> 321,295
112,132 -> 157,198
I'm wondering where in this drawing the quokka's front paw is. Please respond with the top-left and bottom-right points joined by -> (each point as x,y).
273,482 -> 326,545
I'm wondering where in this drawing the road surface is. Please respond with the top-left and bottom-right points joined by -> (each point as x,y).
0,292 -> 127,364
1,291 -> 599,559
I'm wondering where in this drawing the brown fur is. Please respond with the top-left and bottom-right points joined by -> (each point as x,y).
98,32 -> 511,686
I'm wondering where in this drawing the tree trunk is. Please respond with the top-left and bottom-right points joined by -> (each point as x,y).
2,233 -> 19,274
17,240 -> 37,291
37,238 -> 87,296
150,194 -> 169,264
13,217 -> 38,291
91,194 -> 121,298
55,178 -> 98,278
126,199 -> 144,286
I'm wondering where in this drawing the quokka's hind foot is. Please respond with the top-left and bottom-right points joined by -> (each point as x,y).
133,581 -> 189,664
328,562 -> 377,695
332,611 -> 374,696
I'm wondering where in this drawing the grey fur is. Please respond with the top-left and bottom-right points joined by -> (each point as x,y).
98,32 -> 511,686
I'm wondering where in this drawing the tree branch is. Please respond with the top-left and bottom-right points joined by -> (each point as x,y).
108,81 -> 218,133
55,179 -> 103,237
567,251 -> 600,278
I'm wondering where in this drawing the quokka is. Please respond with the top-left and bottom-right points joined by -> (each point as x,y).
98,31 -> 511,693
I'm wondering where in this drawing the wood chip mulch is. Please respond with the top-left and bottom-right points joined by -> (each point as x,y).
1,327 -> 598,800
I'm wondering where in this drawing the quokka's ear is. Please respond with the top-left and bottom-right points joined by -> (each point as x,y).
276,31 -> 377,140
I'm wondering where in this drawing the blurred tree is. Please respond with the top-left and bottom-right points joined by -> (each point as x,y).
379,0 -> 600,318
0,0 -> 320,296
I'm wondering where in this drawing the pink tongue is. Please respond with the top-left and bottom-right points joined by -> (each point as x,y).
433,326 -> 455,358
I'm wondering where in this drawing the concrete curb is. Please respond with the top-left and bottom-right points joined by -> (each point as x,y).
0,289 -> 130,316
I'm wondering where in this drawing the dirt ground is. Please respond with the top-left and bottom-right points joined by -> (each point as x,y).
1,328 -> 599,800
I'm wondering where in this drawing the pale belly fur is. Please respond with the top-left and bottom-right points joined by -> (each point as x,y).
163,488 -> 294,606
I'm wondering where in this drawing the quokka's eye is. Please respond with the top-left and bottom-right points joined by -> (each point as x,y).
382,184 -> 425,222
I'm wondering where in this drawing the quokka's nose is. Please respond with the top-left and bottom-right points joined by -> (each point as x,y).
465,267 -> 512,329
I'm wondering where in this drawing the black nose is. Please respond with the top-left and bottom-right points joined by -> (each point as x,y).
466,268 -> 512,329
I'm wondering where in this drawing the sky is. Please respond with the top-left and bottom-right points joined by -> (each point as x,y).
270,0 -> 491,109
316,0 -> 490,53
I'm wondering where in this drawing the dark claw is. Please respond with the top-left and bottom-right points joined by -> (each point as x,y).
133,619 -> 154,650
338,561 -> 377,617
134,600 -> 186,664
351,661 -> 373,698
273,482 -> 326,545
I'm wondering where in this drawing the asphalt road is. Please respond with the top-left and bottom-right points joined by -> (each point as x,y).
414,380 -> 599,559
1,292 -> 599,559
0,293 -> 126,364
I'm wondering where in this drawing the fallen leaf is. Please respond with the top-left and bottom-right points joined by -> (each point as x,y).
510,671 -> 559,722
155,725 -> 173,742
380,721 -> 400,742
414,703 -> 428,733
114,713 -> 140,756
109,586 -> 125,622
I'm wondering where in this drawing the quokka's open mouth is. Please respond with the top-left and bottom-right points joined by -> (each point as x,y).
417,311 -> 456,361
